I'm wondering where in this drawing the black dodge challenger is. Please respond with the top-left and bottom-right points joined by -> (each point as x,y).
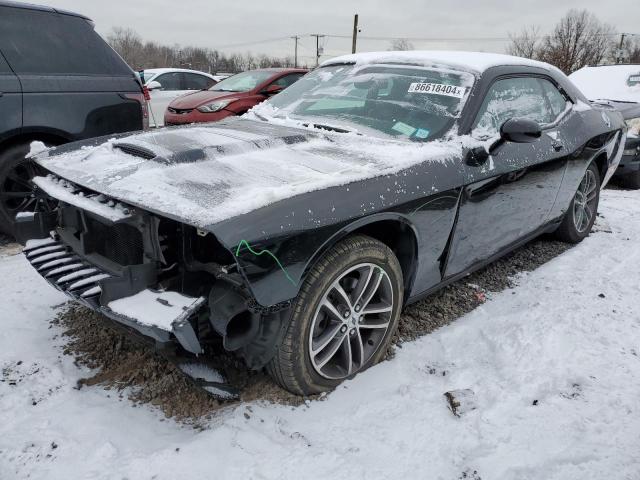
19,52 -> 625,395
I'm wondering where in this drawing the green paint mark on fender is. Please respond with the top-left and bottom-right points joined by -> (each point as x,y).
235,239 -> 296,286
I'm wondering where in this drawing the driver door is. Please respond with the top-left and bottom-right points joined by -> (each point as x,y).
444,75 -> 570,276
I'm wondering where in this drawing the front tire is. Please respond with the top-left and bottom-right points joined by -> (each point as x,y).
553,162 -> 600,243
267,235 -> 403,396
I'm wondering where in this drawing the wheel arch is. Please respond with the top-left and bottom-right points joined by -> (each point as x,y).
0,130 -> 71,154
301,213 -> 420,303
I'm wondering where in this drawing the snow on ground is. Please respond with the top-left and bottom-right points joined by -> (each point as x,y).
1,189 -> 639,480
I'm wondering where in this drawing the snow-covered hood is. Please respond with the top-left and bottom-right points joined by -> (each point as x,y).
32,118 -> 460,229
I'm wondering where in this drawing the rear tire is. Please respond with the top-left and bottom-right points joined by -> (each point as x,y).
267,235 -> 403,396
0,143 -> 53,238
553,162 -> 600,243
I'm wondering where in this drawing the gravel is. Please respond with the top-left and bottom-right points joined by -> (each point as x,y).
398,236 -> 571,343
50,234 -> 571,422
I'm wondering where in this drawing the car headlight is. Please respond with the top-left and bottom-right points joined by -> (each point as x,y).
626,117 -> 640,137
197,99 -> 233,113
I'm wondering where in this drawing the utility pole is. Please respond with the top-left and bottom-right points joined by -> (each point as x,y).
291,35 -> 300,68
310,34 -> 325,67
618,33 -> 626,64
352,14 -> 359,54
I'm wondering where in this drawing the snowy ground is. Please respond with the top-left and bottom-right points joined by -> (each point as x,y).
1,189 -> 639,480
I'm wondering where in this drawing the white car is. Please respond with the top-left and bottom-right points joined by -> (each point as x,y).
141,68 -> 218,127
570,65 -> 640,188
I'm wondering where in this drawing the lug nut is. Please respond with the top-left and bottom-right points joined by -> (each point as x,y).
355,304 -> 361,312
349,328 -> 356,336
343,311 -> 350,318
340,325 -> 348,333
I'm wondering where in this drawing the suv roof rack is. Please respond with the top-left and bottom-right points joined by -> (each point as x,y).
0,0 -> 91,21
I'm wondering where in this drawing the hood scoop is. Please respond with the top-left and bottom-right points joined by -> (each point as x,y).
113,142 -> 157,160
112,142 -> 172,165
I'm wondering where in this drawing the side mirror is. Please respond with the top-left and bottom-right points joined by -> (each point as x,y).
499,117 -> 542,143
261,84 -> 283,96
465,118 -> 542,167
146,80 -> 162,91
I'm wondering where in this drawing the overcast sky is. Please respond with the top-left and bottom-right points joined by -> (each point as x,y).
34,0 -> 639,65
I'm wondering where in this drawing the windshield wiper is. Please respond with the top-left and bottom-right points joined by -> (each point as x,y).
253,111 -> 269,122
303,122 -> 358,134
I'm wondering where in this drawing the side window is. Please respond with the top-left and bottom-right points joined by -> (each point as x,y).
0,8 -> 131,75
153,72 -> 183,91
183,73 -> 214,90
271,73 -> 305,89
539,79 -> 569,119
473,77 -> 553,138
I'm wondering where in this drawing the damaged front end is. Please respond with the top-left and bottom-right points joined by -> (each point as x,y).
19,173 -> 292,375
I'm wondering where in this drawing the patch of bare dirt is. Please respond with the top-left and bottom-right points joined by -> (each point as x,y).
53,236 -> 572,422
53,304 -> 304,424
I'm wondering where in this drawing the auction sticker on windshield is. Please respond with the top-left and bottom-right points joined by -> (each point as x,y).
408,82 -> 465,98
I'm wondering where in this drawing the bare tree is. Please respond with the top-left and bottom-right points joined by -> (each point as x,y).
507,26 -> 540,59
106,27 -> 294,73
107,27 -> 145,68
537,10 -> 615,73
388,38 -> 414,51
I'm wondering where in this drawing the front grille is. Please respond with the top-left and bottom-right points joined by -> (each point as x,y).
23,238 -> 112,303
84,218 -> 144,266
168,107 -> 193,114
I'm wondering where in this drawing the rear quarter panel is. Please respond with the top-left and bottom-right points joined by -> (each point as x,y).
551,103 -> 625,220
20,75 -> 143,139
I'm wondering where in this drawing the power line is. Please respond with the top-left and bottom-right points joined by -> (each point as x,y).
320,32 -> 640,42
211,31 -> 640,52
214,36 -> 292,49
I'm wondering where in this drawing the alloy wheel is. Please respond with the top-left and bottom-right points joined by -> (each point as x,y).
1,160 -> 55,219
308,262 -> 394,380
573,168 -> 598,233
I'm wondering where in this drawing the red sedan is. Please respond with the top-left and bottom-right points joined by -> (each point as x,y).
164,68 -> 307,125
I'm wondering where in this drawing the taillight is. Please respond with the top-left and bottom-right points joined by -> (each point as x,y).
123,93 -> 150,131
142,85 -> 151,102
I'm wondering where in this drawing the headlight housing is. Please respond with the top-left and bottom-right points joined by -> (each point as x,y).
197,99 -> 233,113
626,117 -> 640,138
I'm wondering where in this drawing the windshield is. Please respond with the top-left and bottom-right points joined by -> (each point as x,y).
262,63 -> 474,141
210,70 -> 274,92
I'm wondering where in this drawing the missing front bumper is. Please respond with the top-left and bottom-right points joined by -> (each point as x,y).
24,237 -> 205,354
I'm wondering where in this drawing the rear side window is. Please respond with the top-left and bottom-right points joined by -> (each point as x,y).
153,72 -> 183,90
540,79 -> 569,118
271,73 -> 305,89
183,73 -> 215,90
0,7 -> 131,75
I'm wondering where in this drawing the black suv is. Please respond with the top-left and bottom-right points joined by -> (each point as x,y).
0,1 -> 148,237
